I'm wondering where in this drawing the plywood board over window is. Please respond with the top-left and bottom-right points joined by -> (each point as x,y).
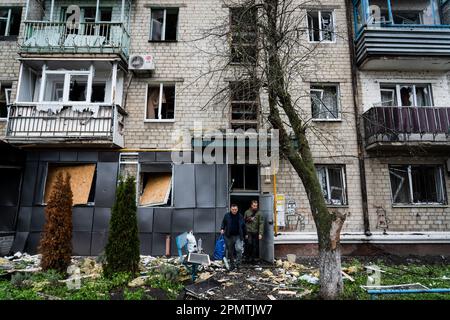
139,173 -> 172,207
44,164 -> 96,205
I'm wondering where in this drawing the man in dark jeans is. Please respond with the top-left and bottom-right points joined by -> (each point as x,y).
244,200 -> 264,263
220,204 -> 246,270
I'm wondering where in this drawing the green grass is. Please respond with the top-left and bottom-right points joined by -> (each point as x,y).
299,259 -> 450,300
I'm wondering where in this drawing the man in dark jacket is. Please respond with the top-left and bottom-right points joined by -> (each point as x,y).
220,204 -> 246,270
244,200 -> 264,263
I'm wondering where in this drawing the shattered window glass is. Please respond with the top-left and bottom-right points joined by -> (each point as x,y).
315,165 -> 347,205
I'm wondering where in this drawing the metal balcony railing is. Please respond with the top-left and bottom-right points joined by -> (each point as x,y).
363,106 -> 450,146
6,104 -> 124,142
21,21 -> 130,57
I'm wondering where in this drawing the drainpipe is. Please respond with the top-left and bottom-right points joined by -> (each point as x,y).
345,0 -> 371,236
273,173 -> 278,236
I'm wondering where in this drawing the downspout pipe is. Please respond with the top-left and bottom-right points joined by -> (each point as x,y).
345,0 -> 371,236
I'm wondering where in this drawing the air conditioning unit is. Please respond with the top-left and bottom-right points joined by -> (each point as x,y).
128,54 -> 155,71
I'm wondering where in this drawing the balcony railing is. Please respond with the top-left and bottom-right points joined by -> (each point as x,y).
363,106 -> 450,148
21,21 -> 130,57
5,104 -> 125,147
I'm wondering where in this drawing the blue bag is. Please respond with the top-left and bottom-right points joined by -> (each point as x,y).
213,235 -> 226,260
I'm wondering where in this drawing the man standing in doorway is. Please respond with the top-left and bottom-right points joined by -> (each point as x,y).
244,200 -> 264,264
220,204 -> 246,270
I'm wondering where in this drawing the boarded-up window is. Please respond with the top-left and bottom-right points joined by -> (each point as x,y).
44,164 -> 96,205
139,172 -> 172,207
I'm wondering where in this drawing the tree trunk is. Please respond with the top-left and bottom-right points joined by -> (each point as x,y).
319,247 -> 343,300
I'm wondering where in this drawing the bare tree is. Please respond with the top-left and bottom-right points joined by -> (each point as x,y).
190,0 -> 352,299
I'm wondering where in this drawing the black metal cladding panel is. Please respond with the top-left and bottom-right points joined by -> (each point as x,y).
94,162 -> 118,207
215,208 -> 227,232
72,207 -> 94,232
39,151 -> 60,162
195,233 -> 216,256
215,164 -> 228,208
139,152 -> 156,163
20,162 -> 38,206
25,232 -> 41,254
30,206 -> 45,232
59,152 -> 78,162
11,231 -> 29,253
16,207 -> 32,232
90,232 -> 108,255
72,232 -> 92,256
173,164 -> 196,208
0,207 -> 17,231
0,168 -> 21,206
152,233 -> 170,256
153,208 -> 172,233
140,163 -> 172,173
98,152 -> 120,162
172,209 -> 194,233
77,152 -> 99,162
139,233 -> 152,255
137,207 -> 153,233
156,152 -> 172,162
356,28 -> 450,65
195,164 -> 216,208
194,208 -> 216,233
92,208 -> 111,232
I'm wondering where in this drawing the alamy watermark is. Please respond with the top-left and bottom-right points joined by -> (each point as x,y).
170,121 -> 280,175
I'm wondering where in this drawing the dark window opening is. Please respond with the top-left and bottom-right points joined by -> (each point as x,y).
0,83 -> 12,118
307,10 -> 334,42
146,84 -> 175,120
389,165 -> 446,205
230,81 -> 259,129
230,164 -> 259,192
230,7 -> 258,63
150,8 -> 179,41
69,76 -> 88,102
91,83 -> 106,103
316,165 -> 347,205
0,7 -> 22,38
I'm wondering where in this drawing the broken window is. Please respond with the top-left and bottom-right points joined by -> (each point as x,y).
0,83 -> 12,118
150,8 -> 179,41
311,84 -> 340,119
146,84 -> 175,120
230,7 -> 258,63
307,10 -> 335,42
139,164 -> 172,207
380,84 -> 433,107
316,165 -> 347,205
230,164 -> 259,191
389,165 -> 446,205
230,81 -> 259,130
91,83 -> 106,103
69,74 -> 89,102
44,164 -> 97,205
0,7 -> 21,38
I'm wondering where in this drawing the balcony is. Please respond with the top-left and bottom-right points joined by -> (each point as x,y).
363,106 -> 450,151
21,21 -> 130,58
353,0 -> 450,70
20,0 -> 131,59
5,104 -> 125,148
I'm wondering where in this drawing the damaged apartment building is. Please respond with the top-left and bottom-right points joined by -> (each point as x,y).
0,0 -> 449,259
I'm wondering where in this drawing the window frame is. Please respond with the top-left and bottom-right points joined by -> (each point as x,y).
307,9 -> 336,43
379,83 -> 434,107
310,83 -> 341,121
144,83 -> 176,122
0,84 -> 12,120
315,165 -> 348,206
0,7 -> 21,38
229,164 -> 260,193
389,164 -> 447,206
137,163 -> 174,207
149,8 -> 179,42
229,7 -> 258,64
229,80 -> 259,130
39,65 -> 94,104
